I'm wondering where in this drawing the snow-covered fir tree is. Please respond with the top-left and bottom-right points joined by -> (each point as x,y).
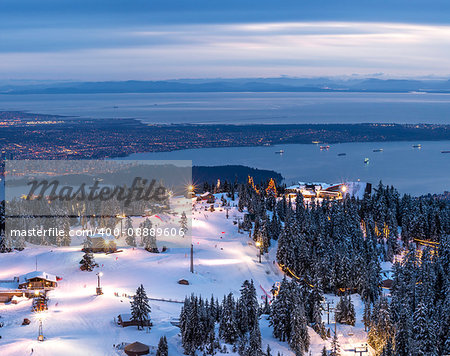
125,216 -> 136,246
130,284 -> 151,330
79,252 -> 97,271
335,295 -> 355,326
156,336 -> 168,356
219,293 -> 239,344
179,211 -> 188,235
140,218 -> 158,252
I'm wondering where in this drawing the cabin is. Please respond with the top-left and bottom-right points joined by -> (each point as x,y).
197,192 -> 215,203
83,234 -> 117,253
117,313 -> 152,328
18,271 -> 58,290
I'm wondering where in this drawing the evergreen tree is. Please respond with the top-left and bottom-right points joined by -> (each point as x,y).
237,280 -> 259,335
130,284 -> 151,330
79,252 -> 96,271
368,297 -> 393,354
219,293 -> 239,344
246,321 -> 263,356
412,303 -> 439,356
363,301 -> 372,332
335,295 -> 355,326
180,211 -> 188,235
125,216 -> 136,246
393,307 -> 411,356
140,218 -> 158,252
380,337 -> 394,356
289,303 -> 310,356
156,336 -> 168,356
270,278 -> 292,342
330,333 -> 340,356
206,329 -> 216,355
62,218 -> 71,246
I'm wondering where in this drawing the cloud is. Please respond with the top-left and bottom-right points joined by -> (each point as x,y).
1,22 -> 450,79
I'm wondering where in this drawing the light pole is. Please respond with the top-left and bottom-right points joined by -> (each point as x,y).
321,298 -> 334,325
38,319 -> 44,341
96,272 -> 103,295
255,241 -> 262,263
190,244 -> 194,273
116,213 -> 125,237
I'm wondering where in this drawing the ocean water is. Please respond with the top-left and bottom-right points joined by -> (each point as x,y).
1,91 -> 450,124
1,92 -> 449,196
124,141 -> 450,196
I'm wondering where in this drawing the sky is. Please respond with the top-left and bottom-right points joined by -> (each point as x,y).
1,0 -> 450,81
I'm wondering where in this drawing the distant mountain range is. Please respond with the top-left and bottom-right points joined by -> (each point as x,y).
1,77 -> 450,94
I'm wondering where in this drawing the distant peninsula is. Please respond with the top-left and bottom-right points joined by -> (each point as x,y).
0,111 -> 448,160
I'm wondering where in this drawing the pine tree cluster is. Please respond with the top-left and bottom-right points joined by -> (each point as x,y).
335,295 -> 356,326
270,277 -> 311,355
180,280 -> 265,356
79,252 -> 97,271
368,235 -> 450,356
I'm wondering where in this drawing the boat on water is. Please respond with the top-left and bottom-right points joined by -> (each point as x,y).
442,150 -> 450,154
373,149 -> 383,152
275,150 -> 284,154
337,153 -> 346,156
412,144 -> 422,148
320,145 -> 330,150
364,158 -> 370,164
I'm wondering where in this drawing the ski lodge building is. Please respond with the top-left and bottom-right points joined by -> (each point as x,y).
18,271 -> 58,290
285,181 -> 371,201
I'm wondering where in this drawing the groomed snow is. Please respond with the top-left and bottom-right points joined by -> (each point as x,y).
0,195 -> 369,355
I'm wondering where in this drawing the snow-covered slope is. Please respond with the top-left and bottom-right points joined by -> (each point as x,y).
0,197 -> 368,356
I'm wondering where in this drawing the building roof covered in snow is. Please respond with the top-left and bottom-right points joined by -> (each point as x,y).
89,233 -> 116,241
18,271 -> 57,284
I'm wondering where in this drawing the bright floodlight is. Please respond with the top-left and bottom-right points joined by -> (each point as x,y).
99,272 -> 103,277
255,241 -> 261,247
187,184 -> 194,192
341,185 -> 347,193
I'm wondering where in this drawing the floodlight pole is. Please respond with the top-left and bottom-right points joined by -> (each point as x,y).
190,244 -> 194,273
96,272 -> 103,295
38,320 -> 44,342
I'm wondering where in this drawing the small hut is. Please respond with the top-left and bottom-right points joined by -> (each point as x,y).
124,341 -> 150,356
197,192 -> 215,203
117,314 -> 151,328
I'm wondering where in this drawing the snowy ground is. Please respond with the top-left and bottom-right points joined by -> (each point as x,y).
0,196 -> 370,356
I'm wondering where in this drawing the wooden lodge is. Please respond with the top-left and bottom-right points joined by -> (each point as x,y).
117,313 -> 152,328
18,271 -> 58,290
197,192 -> 215,203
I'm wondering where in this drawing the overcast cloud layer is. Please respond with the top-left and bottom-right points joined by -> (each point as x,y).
1,1 -> 449,80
